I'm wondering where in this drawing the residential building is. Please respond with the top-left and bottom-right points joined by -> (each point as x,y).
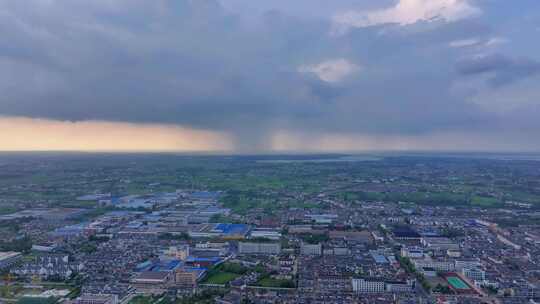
300,243 -> 322,256
352,278 -> 386,293
73,294 -> 119,304
462,267 -> 486,282
238,242 -> 281,255
0,251 -> 22,270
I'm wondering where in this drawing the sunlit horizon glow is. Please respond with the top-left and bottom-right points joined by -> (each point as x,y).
1,116 -> 539,153
0,117 -> 233,152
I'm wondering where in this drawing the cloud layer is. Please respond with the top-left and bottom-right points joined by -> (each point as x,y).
334,0 -> 480,30
0,0 -> 540,151
298,59 -> 360,83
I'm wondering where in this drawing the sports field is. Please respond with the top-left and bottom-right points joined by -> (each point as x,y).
447,276 -> 470,290
203,272 -> 239,284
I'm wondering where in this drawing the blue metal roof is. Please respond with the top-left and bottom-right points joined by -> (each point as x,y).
371,253 -> 388,264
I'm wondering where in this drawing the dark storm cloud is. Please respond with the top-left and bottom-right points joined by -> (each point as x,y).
457,53 -> 540,87
0,0 -> 540,150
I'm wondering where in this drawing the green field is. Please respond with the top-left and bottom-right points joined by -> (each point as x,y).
203,272 -> 239,284
471,196 -> 501,207
447,277 -> 469,290
129,296 -> 157,304
256,277 -> 295,288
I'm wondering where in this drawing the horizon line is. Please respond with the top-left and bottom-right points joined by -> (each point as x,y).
1,149 -> 540,155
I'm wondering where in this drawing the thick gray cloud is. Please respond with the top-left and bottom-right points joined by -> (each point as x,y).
0,0 -> 540,150
457,53 -> 540,87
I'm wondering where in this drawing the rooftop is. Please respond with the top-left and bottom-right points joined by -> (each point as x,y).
0,251 -> 21,261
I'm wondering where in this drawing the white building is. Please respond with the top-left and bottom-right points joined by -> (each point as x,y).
496,234 -> 522,250
455,259 -> 481,271
238,242 -> 281,255
352,278 -> 414,293
352,278 -> 386,293
413,259 -> 455,272
446,248 -> 462,258
462,267 -> 486,282
331,247 -> 350,256
300,243 -> 322,256
306,214 -> 338,224
386,280 -> 415,293
250,229 -> 282,240
421,237 -> 459,251
74,294 -> 118,304
164,246 -> 190,260
10,254 -> 82,280
32,243 -> 57,253
0,252 -> 22,270
400,246 -> 425,258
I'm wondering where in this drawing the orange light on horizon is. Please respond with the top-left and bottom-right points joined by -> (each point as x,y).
0,116 -> 233,152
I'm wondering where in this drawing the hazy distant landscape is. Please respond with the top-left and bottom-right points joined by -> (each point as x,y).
1,152 -> 540,303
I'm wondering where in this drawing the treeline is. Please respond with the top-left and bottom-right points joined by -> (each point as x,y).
0,236 -> 32,253
342,190 -> 474,207
300,234 -> 328,244
217,262 -> 250,275
397,256 -> 431,292
158,232 -> 191,241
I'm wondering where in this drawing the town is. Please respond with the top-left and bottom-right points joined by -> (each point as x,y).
1,153 -> 540,304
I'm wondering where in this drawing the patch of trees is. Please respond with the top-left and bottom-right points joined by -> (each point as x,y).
433,284 -> 454,294
79,242 -> 97,254
158,232 -> 190,241
88,235 -> 110,243
397,256 -> 431,292
0,236 -> 32,253
300,234 -> 328,244
218,262 -> 249,275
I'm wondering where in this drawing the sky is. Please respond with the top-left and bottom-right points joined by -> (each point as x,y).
1,0 -> 540,152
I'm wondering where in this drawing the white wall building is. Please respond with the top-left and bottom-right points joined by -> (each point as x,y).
462,267 -> 486,282
250,229 -> 282,240
300,243 -> 322,256
75,294 -> 119,304
386,280 -> 415,293
413,259 -> 455,272
238,242 -> 281,255
0,252 -> 22,270
400,247 -> 425,258
455,259 -> 481,271
352,278 -> 386,293
352,278 -> 414,293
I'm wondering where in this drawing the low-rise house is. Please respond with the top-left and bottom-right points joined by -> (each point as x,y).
11,254 -> 83,280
